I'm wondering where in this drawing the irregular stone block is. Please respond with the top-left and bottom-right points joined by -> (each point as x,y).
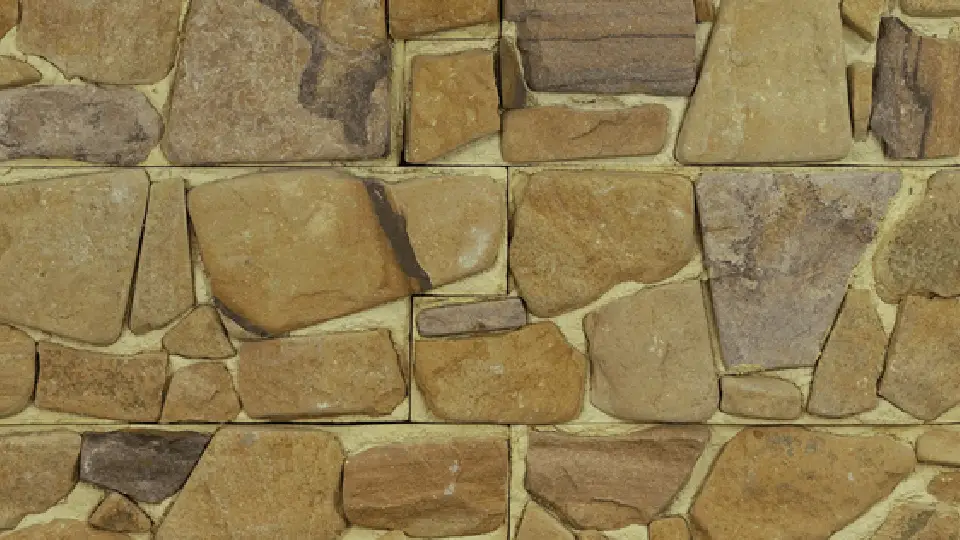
160,363 -> 240,424
389,0 -> 498,38
677,0 -> 851,163
585,282 -> 719,422
417,298 -> 527,337
902,0 -> 960,16
156,428 -> 345,540
720,376 -> 802,420
343,438 -> 509,536
650,517 -> 691,540
526,427 -> 709,529
690,427 -> 915,540
18,0 -> 181,84
0,326 -> 35,418
842,0 -> 883,40
916,429 -> 960,466
872,503 -> 960,539
0,431 -> 80,529
88,492 -> 152,533
505,0 -> 696,95
162,305 -> 235,360
3,520 -> 128,539
499,39 -> 527,110
0,0 -> 15,36
929,471 -> 960,504
511,171 -> 696,317
415,322 -> 585,423
0,57 -> 41,89
501,105 -> 669,163
516,504 -> 573,540
698,171 -> 899,369
849,63 -> 874,141
164,0 -> 390,164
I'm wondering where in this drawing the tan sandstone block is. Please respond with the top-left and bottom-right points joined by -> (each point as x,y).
0,57 -> 41,89
0,326 -> 35,418
162,305 -> 235,360
720,376 -> 803,420
650,517 -> 691,540
917,429 -> 960,466
0,431 -> 80,529
390,0 -> 497,38
160,363 -> 240,423
515,503 -> 573,540
842,0 -> 883,40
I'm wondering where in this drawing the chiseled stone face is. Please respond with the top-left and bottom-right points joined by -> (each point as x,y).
389,0 -> 498,38
0,326 -> 35,418
0,431 -> 81,530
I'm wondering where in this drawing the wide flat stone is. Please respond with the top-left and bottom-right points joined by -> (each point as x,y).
929,471 -> 960,504
872,18 -> 960,158
698,171 -> 899,369
3,520 -> 128,539
18,0 -> 181,84
162,305 -> 235,360
239,330 -> 405,419
389,0 -> 498,38
872,503 -> 960,539
0,431 -> 80,529
501,105 -> 669,163
80,430 -> 211,503
880,297 -> 960,420
849,63 -> 874,141
505,0 -> 696,95
406,50 -> 500,163
874,171 -> 960,302
499,38 -> 526,109
160,363 -> 240,423
526,427 -> 709,529
585,282 -> 718,422
415,322 -> 585,423
36,343 -> 166,422
691,427 -> 914,539
88,492 -> 152,533
343,438 -> 509,536
916,429 -> 960,466
808,290 -> 887,417
902,0 -> 960,15
0,326 -> 35,418
417,298 -> 527,337
649,517 -> 691,540
0,58 -> 41,89
842,0 -> 883,40
163,0 -> 390,164
511,171 -> 696,317
677,0 -> 851,163
156,428 -> 345,540
516,504 -> 573,540
720,376 -> 802,420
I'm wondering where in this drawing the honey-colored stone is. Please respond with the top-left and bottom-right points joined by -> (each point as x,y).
650,517 -> 691,540
389,0 -> 498,38
843,0 -> 883,40
902,0 -> 960,16
516,504 -> 573,540
88,493 -> 152,533
0,0 -> 15,37
929,471 -> 960,504
0,326 -> 35,418
0,57 -> 41,89
694,0 -> 715,22
160,363 -> 240,423
3,520 -> 128,539
872,503 -> 960,539
0,431 -> 80,530
849,63 -> 874,141
162,305 -> 235,360
720,376 -> 803,420
499,39 -> 527,109
916,429 -> 960,466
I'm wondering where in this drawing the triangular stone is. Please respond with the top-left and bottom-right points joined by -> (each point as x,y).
88,492 -> 152,533
162,305 -> 235,359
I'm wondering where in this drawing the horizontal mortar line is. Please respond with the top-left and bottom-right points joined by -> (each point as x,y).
4,421 -> 960,429
5,163 -> 960,170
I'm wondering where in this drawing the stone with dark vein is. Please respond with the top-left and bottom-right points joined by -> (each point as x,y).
0,431 -> 81,530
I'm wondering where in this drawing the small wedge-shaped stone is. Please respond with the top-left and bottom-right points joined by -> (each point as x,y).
0,86 -> 161,165
843,0 -> 883,40
160,363 -> 240,423
690,427 -> 915,539
499,39 -> 526,109
88,492 -> 152,533
916,429 -> 960,466
585,282 -> 719,422
415,322 -> 585,423
808,290 -> 887,417
343,438 -> 509,536
720,376 -> 803,420
850,63 -> 874,141
162,305 -> 235,359
3,520 -> 128,539
0,171 -> 148,344
526,427 -> 709,529
0,57 -> 41,89
130,179 -> 193,333
239,330 -> 405,419
0,432 -> 81,529
698,171 -> 899,369
511,171 -> 696,317
36,343 -> 166,421
417,298 -> 527,337
157,428 -> 345,540
0,326 -> 35,417
390,0 -> 498,38
677,0 -> 851,163
501,105 -> 669,163
80,430 -> 211,503
516,504 -> 573,540
902,0 -> 960,15
872,503 -> 960,539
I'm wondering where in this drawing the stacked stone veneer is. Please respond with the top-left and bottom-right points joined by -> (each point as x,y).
3,1 -> 960,539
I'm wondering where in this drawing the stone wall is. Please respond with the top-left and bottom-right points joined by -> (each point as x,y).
1,0 -> 960,539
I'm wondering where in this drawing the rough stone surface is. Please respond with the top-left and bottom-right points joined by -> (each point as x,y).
18,0 -> 181,84
698,171 -> 899,369
0,326 -> 35,417
0,58 -> 41,89
808,290 -> 887,417
36,343 -> 166,422
526,427 -> 709,529
88,493 -> 152,533
162,305 -> 235,360
238,330 -> 405,419
2,520 -> 128,539
164,0 -> 390,164
872,17 -> 960,159
0,171 -> 148,344
677,0 -> 851,163
843,0 -> 883,40
406,50 -> 500,163
0,432 -> 81,529
499,38 -> 527,109
501,105 -> 670,163
160,363 -> 241,423
80,430 -> 211,503
902,0 -> 960,15
417,298 -> 527,337
0,0 -> 15,36
850,62 -> 874,141
872,503 -> 960,539
157,428 -> 345,540
690,427 -> 915,540
879,297 -> 960,420
511,171 -> 696,317
516,504 -> 573,540
0,86 -> 161,165
343,438 -> 509,536
874,171 -> 960,302
929,471 -> 960,504
916,429 -> 960,466
505,0 -> 696,95
415,322 -> 585,423
129,179 -> 193,334
650,517 -> 690,540
694,0 -> 715,22
389,0 -> 498,38
720,376 -> 803,420
584,282 -> 718,422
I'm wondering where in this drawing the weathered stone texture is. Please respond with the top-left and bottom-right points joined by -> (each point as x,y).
389,0 -> 498,38
872,503 -> 960,539
690,427 -> 915,539
585,282 -> 718,422
164,0 -> 390,164
677,0 -> 852,163
849,63 -> 874,141
929,471 -> 960,504
916,429 -> 960,466
417,298 -> 526,337
0,431 -> 81,529
516,504 -> 573,540
343,439 -> 509,536
501,105 -> 670,163
3,520 -> 129,539
511,171 -> 696,317
160,362 -> 240,423
526,427 -> 709,529
650,517 -> 691,540
415,322 -> 585,423
902,0 -> 960,17
162,305 -> 235,360
720,376 -> 803,420
499,39 -> 527,109
0,58 -> 41,90
698,171 -> 899,369
88,493 -> 152,533
0,326 -> 35,417
842,0 -> 883,40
